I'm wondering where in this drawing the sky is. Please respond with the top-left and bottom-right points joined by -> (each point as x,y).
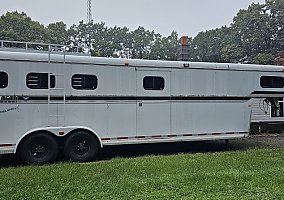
0,0 -> 266,37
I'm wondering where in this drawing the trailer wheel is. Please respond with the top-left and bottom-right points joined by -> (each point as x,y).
64,130 -> 99,162
18,133 -> 59,165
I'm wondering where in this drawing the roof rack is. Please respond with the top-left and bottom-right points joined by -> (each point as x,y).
0,40 -> 91,59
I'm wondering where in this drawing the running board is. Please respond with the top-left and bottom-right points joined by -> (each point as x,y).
102,133 -> 248,146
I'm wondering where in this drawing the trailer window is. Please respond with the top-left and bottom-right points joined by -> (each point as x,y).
143,76 -> 165,90
0,72 -> 8,88
261,76 -> 284,88
26,73 -> 55,89
72,74 -> 98,90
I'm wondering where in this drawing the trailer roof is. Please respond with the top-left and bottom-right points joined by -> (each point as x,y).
0,49 -> 283,72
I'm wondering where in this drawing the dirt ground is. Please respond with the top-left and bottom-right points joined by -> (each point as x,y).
245,133 -> 284,148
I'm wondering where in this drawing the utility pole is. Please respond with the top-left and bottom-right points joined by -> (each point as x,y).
87,0 -> 92,23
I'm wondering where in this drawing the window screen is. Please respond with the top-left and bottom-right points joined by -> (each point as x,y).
261,76 -> 284,88
26,73 -> 55,89
72,74 -> 98,90
0,72 -> 8,89
143,76 -> 165,90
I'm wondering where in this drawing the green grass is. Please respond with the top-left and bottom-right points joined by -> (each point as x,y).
0,148 -> 284,200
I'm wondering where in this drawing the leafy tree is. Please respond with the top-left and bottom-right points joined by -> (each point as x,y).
189,1 -> 284,65
0,12 -> 180,60
130,26 -> 155,59
108,26 -> 131,58
190,26 -> 231,62
89,22 -> 115,57
46,22 -> 68,44
251,53 -> 274,64
266,0 -> 284,51
68,20 -> 91,53
68,22 -> 132,57
165,31 -> 179,60
221,43 -> 244,63
230,3 -> 274,63
149,31 -> 179,60
0,11 -> 46,42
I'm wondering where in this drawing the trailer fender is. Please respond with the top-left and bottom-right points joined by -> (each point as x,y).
64,127 -> 103,148
15,126 -> 103,153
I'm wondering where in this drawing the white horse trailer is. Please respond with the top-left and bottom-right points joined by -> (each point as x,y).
0,41 -> 284,164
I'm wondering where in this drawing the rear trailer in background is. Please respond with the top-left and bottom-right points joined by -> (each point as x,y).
251,98 -> 284,133
0,41 -> 283,164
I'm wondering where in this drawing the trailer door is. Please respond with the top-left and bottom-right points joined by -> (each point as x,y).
136,69 -> 171,137
48,73 -> 65,127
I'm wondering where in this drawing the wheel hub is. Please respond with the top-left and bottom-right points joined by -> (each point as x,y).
74,140 -> 89,155
31,144 -> 48,158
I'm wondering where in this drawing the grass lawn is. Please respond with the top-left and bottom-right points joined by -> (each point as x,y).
0,147 -> 283,200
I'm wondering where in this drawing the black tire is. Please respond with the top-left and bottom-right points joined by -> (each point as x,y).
64,130 -> 99,162
18,133 -> 59,165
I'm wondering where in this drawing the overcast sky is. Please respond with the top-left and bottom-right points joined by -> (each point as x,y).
0,0 -> 265,37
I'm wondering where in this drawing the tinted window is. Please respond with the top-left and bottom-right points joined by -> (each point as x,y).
72,74 -> 98,90
143,76 -> 165,90
261,76 -> 284,88
0,72 -> 8,89
26,73 -> 55,89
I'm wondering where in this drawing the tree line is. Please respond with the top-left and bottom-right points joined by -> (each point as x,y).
0,0 -> 283,65
0,11 -> 179,60
190,0 -> 284,65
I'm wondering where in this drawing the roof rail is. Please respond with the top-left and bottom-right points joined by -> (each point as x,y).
0,40 -> 91,63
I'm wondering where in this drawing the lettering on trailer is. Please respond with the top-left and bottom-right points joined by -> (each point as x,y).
0,106 -> 19,114
0,95 -> 19,114
0,95 -> 18,103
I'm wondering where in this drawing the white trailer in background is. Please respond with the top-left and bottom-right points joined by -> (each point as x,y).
251,98 -> 284,133
0,41 -> 283,164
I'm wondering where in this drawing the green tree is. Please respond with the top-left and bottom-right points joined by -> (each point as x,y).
164,31 -> 179,60
250,53 -> 274,64
149,31 -> 179,60
68,21 -> 90,52
68,21 -> 131,57
0,11 -> 46,42
231,3 -> 274,63
130,26 -> 155,59
221,43 -> 244,63
190,26 -> 231,62
266,0 -> 284,51
46,22 -> 68,44
188,1 -> 284,65
105,25 -> 131,58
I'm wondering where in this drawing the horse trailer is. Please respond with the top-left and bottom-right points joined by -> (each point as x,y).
0,41 -> 284,164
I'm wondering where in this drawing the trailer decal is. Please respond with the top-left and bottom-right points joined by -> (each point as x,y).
0,106 -> 18,114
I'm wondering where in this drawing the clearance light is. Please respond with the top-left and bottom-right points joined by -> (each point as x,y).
124,61 -> 129,66
59,131 -> 65,136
